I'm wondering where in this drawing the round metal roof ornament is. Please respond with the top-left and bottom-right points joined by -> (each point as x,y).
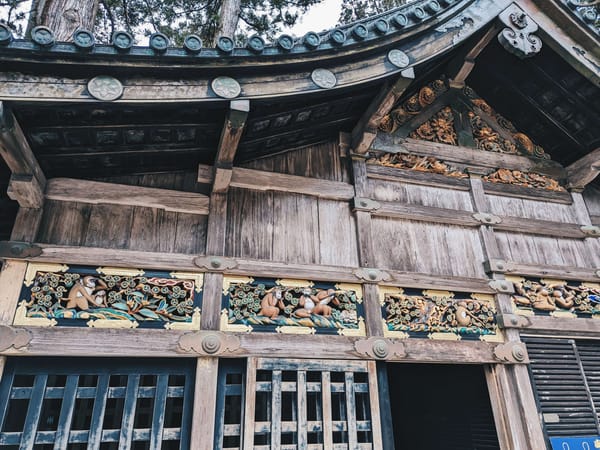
425,1 -> 441,13
246,35 -> 265,53
112,31 -> 134,51
412,7 -> 427,20
374,19 -> 389,35
211,76 -> 241,99
216,36 -> 234,53
149,32 -> 169,53
311,68 -> 337,89
303,31 -> 321,49
87,75 -> 124,101
582,8 -> 597,23
31,26 -> 55,47
0,23 -> 13,45
352,24 -> 368,40
393,13 -> 408,28
330,29 -> 346,45
183,35 -> 202,54
72,29 -> 95,50
388,49 -> 410,68
277,34 -> 294,51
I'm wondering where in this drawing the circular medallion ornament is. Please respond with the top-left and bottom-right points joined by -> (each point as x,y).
216,36 -> 234,53
412,7 -> 426,20
330,29 -> 346,45
393,13 -> 408,28
87,75 -> 124,101
72,29 -> 95,50
352,24 -> 368,40
311,68 -> 337,89
183,35 -> 202,53
303,31 -> 321,49
277,34 -> 294,51
201,334 -> 222,355
387,49 -> 410,68
374,19 -> 389,35
112,31 -> 134,51
211,76 -> 241,99
31,26 -> 55,47
0,23 -> 13,45
246,35 -> 265,53
426,0 -> 441,13
372,339 -> 389,359
149,32 -> 169,52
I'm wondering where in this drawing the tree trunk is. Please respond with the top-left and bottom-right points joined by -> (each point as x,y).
28,0 -> 98,42
214,0 -> 242,44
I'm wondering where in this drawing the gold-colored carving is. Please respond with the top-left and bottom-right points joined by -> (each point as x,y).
13,301 -> 58,327
512,278 -> 600,315
337,317 -> 366,336
25,263 -> 69,287
422,290 -> 454,298
334,283 -> 363,302
275,279 -> 314,288
220,309 -> 253,333
383,328 -> 410,339
170,272 -> 204,293
87,319 -> 139,329
480,330 -> 504,343
276,325 -> 316,335
484,168 -> 565,192
165,307 -> 201,330
469,112 -> 518,154
409,107 -> 457,146
366,152 -> 467,178
428,332 -> 461,341
223,276 -> 255,293
96,267 -> 145,277
379,286 -> 404,306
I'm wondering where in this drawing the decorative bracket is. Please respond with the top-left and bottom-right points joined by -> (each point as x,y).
0,241 -> 42,259
581,225 -> 600,237
497,314 -> 531,329
354,337 -> 406,360
497,4 -> 542,59
489,280 -> 515,294
0,326 -> 32,352
473,213 -> 502,225
484,259 -> 513,274
493,342 -> 529,364
352,197 -> 381,212
178,331 -> 241,355
193,256 -> 238,272
353,268 -> 392,283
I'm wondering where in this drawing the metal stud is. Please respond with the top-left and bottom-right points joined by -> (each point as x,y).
303,31 -> 321,49
31,26 -> 55,47
352,24 -> 368,40
393,13 -> 408,28
374,19 -> 389,35
183,35 -> 202,54
277,34 -> 294,51
112,30 -> 134,51
216,36 -> 234,53
149,32 -> 169,53
330,28 -> 346,45
72,29 -> 95,50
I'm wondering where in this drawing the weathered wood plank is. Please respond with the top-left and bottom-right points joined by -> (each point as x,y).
0,260 -> 27,325
483,181 -> 573,204
243,358 -> 258,450
566,147 -> 600,191
321,371 -> 333,449
367,163 -> 470,191
7,174 -> 44,208
200,273 -> 223,331
84,204 -> 133,250
129,207 -> 177,253
173,213 -> 208,255
190,358 -> 219,450
366,361 -> 383,450
215,100 -> 250,168
486,194 -> 580,224
10,208 -> 43,242
37,200 -> 91,246
317,199 -> 359,267
487,258 -> 600,281
198,164 -> 354,200
46,178 -> 210,215
206,193 -> 228,257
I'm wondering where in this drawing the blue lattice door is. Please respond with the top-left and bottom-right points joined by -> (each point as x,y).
0,358 -> 195,449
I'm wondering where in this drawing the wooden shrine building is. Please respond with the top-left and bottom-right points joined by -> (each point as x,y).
0,0 -> 599,448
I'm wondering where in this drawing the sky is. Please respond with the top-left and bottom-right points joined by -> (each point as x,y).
289,0 -> 342,35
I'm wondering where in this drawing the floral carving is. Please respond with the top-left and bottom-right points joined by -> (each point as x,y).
512,278 -> 600,315
223,278 -> 363,335
383,289 -> 497,338
409,107 -> 457,145
17,265 -> 203,328
367,152 -> 468,178
484,168 -> 565,192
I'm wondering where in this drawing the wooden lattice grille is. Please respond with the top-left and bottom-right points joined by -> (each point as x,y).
218,358 -> 382,450
0,358 -> 194,449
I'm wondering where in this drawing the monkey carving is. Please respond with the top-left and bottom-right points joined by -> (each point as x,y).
65,276 -> 108,310
258,288 -> 283,320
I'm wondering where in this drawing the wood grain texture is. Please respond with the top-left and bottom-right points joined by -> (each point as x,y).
7,174 -> 44,208
0,260 -> 27,325
486,194 -> 581,224
367,164 -> 470,192
46,178 -> 210,215
37,200 -> 92,246
190,358 -> 219,450
317,199 -> 359,267
10,208 -> 43,242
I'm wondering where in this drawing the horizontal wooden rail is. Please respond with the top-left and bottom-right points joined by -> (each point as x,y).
500,314 -> 600,338
45,178 -> 210,215
486,259 -> 600,281
198,164 -> 355,200
366,164 -> 470,191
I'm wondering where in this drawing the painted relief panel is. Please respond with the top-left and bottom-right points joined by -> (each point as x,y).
509,276 -> 600,318
381,287 -> 499,341
15,263 -> 203,329
221,277 -> 364,335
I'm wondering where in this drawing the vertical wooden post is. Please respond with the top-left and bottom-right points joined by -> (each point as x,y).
190,357 -> 220,450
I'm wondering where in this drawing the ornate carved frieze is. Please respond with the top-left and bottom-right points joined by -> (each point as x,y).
381,287 -> 500,341
178,331 -> 241,355
366,152 -> 468,178
559,0 -> 599,37
497,4 -> 542,59
483,168 -> 565,192
409,106 -> 458,145
15,263 -> 203,329
221,277 -> 365,335
509,276 -> 600,317
379,78 -> 448,133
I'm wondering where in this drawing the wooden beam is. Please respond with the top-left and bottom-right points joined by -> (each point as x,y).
45,178 -> 209,215
198,164 -> 355,200
448,24 -> 500,88
485,258 -> 600,282
566,147 -> 600,191
7,174 -> 43,208
351,69 -> 415,155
